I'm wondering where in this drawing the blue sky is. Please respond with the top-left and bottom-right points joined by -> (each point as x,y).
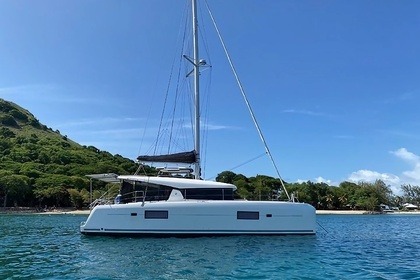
1,0 -> 419,193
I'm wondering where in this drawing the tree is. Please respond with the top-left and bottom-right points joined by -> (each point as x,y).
325,193 -> 334,209
358,196 -> 378,211
33,186 -> 69,207
401,184 -> 420,205
371,180 -> 392,205
338,181 -> 360,209
68,189 -> 84,209
10,109 -> 29,122
0,127 -> 16,138
247,175 -> 284,201
352,180 -> 391,211
0,174 -> 31,207
216,171 -> 237,184
0,114 -> 18,127
234,178 -> 251,199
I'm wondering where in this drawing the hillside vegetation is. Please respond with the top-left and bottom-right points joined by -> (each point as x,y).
0,98 -> 155,209
1,98 -> 419,211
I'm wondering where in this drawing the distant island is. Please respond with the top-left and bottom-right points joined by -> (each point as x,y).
1,98 -> 419,212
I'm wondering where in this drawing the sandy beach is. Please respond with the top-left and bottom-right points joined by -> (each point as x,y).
316,210 -> 367,215
41,210 -> 371,215
1,208 -> 419,215
37,209 -> 91,215
39,209 -> 420,215
316,210 -> 420,215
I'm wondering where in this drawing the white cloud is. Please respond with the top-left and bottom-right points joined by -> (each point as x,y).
315,176 -> 331,184
282,109 -> 325,116
0,84 -> 57,95
346,148 -> 420,194
391,148 -> 420,183
296,176 -> 336,186
348,170 -> 400,185
183,121 -> 239,131
54,117 -> 145,128
333,135 -> 354,140
295,148 -> 420,195
391,148 -> 420,164
348,169 -> 401,194
205,123 -> 235,130
0,84 -> 104,104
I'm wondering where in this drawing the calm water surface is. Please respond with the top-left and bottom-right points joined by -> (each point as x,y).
0,214 -> 419,279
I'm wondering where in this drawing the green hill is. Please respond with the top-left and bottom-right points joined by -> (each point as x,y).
0,98 -> 152,209
1,98 -> 413,211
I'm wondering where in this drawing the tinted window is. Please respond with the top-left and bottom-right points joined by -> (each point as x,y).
120,180 -> 172,203
144,210 -> 168,219
184,188 -> 234,200
237,211 -> 259,220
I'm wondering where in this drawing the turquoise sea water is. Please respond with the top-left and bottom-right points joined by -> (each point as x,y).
1,214 -> 419,280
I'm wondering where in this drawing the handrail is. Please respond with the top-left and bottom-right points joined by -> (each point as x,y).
89,198 -> 112,209
89,188 -> 114,209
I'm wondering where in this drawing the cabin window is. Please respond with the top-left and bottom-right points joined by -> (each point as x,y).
144,210 -> 168,219
183,188 -> 234,200
144,185 -> 172,201
237,211 -> 259,220
222,188 -> 234,200
119,180 -> 172,203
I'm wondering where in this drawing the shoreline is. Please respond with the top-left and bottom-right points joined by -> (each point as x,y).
1,208 -> 419,215
316,210 -> 420,215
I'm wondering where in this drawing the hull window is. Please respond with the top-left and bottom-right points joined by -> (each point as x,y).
144,210 -> 169,219
237,211 -> 259,220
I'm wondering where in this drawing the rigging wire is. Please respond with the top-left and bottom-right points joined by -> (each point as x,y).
204,0 -> 291,200
137,74 -> 158,160
206,152 -> 268,180
153,50 -> 177,156
144,0 -> 197,169
153,2 -> 190,157
201,71 -> 213,179
168,13 -> 189,155
229,152 -> 268,172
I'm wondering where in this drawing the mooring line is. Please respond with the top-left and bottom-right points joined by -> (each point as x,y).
317,221 -> 328,233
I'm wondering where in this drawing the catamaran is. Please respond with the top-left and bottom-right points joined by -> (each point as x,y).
80,0 -> 316,236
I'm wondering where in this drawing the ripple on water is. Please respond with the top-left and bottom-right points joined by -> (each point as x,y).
0,214 -> 419,280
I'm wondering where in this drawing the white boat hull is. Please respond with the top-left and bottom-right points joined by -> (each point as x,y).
80,200 -> 316,236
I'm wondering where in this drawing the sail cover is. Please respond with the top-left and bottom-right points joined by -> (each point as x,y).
137,150 -> 196,164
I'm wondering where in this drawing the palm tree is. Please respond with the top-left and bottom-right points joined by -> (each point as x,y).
338,195 -> 348,209
325,194 -> 334,209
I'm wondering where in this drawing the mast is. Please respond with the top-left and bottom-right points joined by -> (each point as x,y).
192,0 -> 201,179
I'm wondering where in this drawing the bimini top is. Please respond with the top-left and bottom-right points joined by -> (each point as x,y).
86,173 -> 120,183
118,175 -> 237,190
